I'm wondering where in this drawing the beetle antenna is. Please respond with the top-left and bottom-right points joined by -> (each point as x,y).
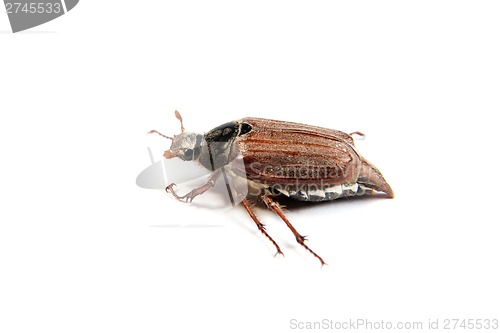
148,130 -> 173,140
175,110 -> 185,133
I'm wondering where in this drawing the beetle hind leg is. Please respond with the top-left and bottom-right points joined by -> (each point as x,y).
262,195 -> 326,266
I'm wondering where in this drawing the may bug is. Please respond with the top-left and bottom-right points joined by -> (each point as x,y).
149,111 -> 394,265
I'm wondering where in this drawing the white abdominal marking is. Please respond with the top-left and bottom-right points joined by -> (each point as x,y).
275,183 -> 374,202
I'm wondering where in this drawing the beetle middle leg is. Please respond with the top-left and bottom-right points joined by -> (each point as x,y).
166,170 -> 221,202
262,195 -> 326,266
239,194 -> 283,257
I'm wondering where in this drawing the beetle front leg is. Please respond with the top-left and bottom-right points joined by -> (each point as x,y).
262,195 -> 326,266
166,171 -> 221,203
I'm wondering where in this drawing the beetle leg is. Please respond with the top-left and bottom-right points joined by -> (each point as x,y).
166,171 -> 221,203
239,194 -> 284,257
349,131 -> 366,140
262,195 -> 326,266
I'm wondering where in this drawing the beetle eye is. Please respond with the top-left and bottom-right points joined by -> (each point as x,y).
183,148 -> 194,161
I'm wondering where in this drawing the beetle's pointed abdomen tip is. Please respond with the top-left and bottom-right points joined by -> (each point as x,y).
369,184 -> 394,199
374,178 -> 394,199
358,158 -> 394,199
383,186 -> 395,199
375,178 -> 394,199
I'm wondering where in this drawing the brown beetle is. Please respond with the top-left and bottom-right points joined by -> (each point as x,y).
149,111 -> 393,265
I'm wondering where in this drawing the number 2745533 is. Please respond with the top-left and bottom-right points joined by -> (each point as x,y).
5,2 -> 62,14
443,319 -> 498,330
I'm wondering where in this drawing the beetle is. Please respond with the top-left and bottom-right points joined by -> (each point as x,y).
149,111 -> 393,265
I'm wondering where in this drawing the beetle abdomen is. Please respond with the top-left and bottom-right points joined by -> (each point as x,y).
272,182 -> 375,202
273,183 -> 374,202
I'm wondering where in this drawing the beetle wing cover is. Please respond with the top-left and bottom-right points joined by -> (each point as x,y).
238,118 -> 361,186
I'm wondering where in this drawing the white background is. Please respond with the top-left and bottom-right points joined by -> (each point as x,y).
1,1 -> 499,332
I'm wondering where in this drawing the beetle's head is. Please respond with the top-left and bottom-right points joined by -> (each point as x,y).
165,131 -> 203,161
148,111 -> 203,162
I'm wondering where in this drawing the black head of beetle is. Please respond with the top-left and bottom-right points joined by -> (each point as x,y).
152,111 -> 253,171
